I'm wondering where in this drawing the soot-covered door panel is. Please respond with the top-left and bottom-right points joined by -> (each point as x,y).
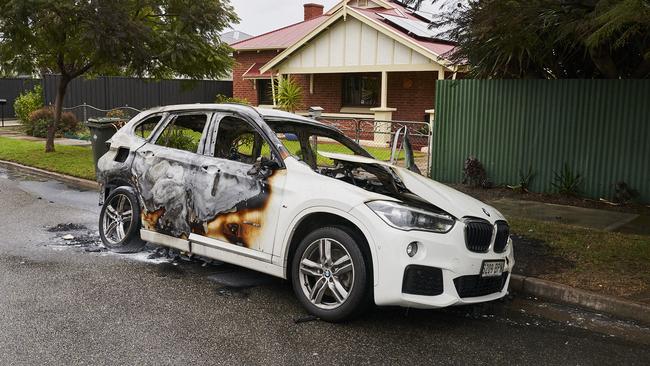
188,113 -> 287,254
132,112 -> 212,239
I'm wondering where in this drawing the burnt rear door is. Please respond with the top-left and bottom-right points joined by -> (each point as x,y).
188,113 -> 287,255
132,111 -> 212,238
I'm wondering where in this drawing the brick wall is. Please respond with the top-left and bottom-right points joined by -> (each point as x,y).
233,55 -> 437,123
303,73 -> 342,112
232,50 -> 281,105
387,71 -> 437,122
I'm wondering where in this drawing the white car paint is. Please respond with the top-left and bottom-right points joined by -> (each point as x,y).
99,104 -> 514,311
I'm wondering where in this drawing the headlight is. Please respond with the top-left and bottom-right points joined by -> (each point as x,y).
366,201 -> 455,233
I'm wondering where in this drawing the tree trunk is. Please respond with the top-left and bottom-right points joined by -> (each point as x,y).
46,76 -> 70,153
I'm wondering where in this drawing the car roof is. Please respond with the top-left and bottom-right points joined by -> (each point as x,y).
139,103 -> 333,130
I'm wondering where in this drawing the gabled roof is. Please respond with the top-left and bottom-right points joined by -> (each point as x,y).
260,1 -> 459,74
353,7 -> 455,57
241,63 -> 273,79
230,15 -> 330,51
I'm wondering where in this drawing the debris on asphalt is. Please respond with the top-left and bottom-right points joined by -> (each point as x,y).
294,315 -> 319,324
207,269 -> 276,288
62,234 -> 75,240
47,223 -> 87,232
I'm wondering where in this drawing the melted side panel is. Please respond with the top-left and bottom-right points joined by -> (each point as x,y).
132,148 -> 281,250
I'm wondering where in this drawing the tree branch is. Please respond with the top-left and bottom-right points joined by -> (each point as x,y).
70,62 -> 93,79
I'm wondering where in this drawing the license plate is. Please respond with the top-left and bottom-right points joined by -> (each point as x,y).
480,260 -> 505,278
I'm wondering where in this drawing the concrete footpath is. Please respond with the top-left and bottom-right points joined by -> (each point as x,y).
0,123 -> 91,146
1,158 -> 649,326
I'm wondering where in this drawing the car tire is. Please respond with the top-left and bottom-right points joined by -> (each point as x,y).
99,186 -> 145,253
291,226 -> 370,322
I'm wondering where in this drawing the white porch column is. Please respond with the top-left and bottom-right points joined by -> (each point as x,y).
370,71 -> 395,146
271,74 -> 277,107
380,70 -> 388,109
438,67 -> 446,80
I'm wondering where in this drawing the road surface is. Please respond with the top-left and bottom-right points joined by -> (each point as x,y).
0,165 -> 648,365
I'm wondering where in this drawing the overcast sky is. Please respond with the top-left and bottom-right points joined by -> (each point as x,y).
229,0 -> 341,36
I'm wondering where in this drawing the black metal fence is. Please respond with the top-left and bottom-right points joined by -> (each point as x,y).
43,75 -> 232,120
0,75 -> 232,120
0,78 -> 41,118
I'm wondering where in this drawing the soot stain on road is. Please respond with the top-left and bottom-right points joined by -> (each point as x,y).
46,223 -> 88,232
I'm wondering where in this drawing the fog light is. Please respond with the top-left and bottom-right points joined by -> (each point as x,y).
406,241 -> 419,257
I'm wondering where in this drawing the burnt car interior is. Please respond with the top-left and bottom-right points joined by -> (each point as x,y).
156,114 -> 208,153
213,116 -> 273,164
264,118 -> 414,199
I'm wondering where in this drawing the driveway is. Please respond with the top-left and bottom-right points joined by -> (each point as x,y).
0,166 -> 649,365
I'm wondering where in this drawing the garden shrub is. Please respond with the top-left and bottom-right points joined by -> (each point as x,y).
105,108 -> 131,121
14,85 -> 44,124
24,107 -> 80,138
215,94 -> 250,105
552,163 -> 583,196
462,155 -> 490,188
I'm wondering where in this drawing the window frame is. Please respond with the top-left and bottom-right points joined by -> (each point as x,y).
148,111 -> 213,155
205,112 -> 284,168
342,73 -> 381,108
130,112 -> 168,143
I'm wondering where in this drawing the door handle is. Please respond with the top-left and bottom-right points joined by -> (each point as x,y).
140,150 -> 155,158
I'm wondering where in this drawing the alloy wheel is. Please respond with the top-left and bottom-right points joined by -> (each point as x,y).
298,238 -> 355,310
102,193 -> 134,246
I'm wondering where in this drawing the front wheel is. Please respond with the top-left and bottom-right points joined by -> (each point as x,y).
99,186 -> 145,253
291,226 -> 370,322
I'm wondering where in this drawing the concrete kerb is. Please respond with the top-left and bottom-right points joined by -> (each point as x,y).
2,158 -> 649,325
0,160 -> 98,191
510,274 -> 650,325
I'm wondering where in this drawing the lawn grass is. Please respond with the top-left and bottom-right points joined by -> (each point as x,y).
0,137 -> 96,180
509,217 -> 650,299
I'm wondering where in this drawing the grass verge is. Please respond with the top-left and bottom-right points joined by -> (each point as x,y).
0,137 -> 95,180
509,217 -> 650,301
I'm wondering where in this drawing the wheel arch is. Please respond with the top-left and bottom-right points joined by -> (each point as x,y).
103,177 -> 136,199
282,208 -> 378,286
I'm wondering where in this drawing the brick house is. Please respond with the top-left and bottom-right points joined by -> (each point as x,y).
231,0 -> 463,129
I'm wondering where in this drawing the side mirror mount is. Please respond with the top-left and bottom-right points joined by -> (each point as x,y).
261,158 -> 281,171
247,157 -> 281,177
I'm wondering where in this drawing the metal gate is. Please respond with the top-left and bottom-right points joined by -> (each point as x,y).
316,115 -> 433,175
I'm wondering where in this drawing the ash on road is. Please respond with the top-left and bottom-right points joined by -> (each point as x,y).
0,166 -> 649,366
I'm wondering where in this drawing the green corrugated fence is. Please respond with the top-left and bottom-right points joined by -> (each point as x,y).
431,79 -> 650,203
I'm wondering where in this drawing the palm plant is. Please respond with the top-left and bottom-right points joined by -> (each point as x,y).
276,76 -> 303,113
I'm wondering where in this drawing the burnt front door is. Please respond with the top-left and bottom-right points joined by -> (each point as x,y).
188,113 -> 286,255
132,111 -> 212,239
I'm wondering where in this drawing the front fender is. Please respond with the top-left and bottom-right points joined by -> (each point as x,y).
273,205 -> 380,285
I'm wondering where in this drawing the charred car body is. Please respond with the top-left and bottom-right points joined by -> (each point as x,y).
97,104 -> 515,321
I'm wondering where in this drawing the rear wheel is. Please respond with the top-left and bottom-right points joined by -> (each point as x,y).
99,187 -> 145,253
291,226 -> 370,322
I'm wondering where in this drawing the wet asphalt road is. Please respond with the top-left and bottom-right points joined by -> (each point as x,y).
0,166 -> 649,365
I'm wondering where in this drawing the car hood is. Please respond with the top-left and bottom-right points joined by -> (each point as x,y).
318,152 -> 504,222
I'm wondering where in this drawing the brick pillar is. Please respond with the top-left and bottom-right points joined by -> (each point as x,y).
370,107 -> 397,146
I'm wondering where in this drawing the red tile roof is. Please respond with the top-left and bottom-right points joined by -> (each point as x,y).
233,1 -> 456,62
231,15 -> 330,51
241,63 -> 273,79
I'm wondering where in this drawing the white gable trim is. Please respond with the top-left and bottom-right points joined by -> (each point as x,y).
260,7 -> 452,74
327,0 -> 394,15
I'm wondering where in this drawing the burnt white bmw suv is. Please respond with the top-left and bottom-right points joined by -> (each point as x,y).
97,104 -> 514,322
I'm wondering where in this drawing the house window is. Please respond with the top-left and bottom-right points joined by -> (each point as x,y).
342,73 -> 380,107
257,79 -> 274,105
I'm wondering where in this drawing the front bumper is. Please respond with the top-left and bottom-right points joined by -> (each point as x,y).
350,204 -> 515,309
